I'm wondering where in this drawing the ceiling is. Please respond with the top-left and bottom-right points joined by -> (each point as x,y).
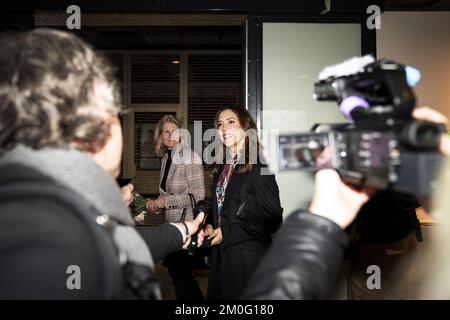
3,0 -> 450,13
0,1 -> 448,50
51,26 -> 243,50
384,0 -> 450,10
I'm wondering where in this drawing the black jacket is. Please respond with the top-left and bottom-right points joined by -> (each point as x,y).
207,163 -> 283,299
242,210 -> 349,300
136,225 -> 182,263
354,190 -> 421,243
0,164 -> 182,299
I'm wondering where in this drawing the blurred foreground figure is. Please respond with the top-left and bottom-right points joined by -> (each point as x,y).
0,29 -> 204,299
243,107 -> 449,300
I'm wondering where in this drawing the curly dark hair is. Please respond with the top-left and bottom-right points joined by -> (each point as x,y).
0,28 -> 123,153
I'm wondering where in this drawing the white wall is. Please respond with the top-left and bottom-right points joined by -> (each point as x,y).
262,23 -> 361,215
377,12 -> 450,119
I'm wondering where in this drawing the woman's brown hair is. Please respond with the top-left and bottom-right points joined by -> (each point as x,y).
213,105 -> 261,174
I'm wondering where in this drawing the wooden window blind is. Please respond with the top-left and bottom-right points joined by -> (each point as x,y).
131,54 -> 180,104
188,54 -> 242,133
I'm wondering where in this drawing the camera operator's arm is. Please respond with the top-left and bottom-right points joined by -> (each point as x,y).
172,213 -> 205,249
413,107 -> 450,156
136,212 -> 204,262
241,210 -> 347,300
242,169 -> 371,300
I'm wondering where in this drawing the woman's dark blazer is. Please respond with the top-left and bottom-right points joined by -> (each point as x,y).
206,162 -> 283,300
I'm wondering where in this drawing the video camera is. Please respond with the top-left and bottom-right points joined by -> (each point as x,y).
278,57 -> 445,198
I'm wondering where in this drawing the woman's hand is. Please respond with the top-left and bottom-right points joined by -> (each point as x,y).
154,195 -> 166,209
202,224 -> 222,246
210,227 -> 223,246
203,224 -> 214,238
120,183 -> 134,207
146,199 -> 159,213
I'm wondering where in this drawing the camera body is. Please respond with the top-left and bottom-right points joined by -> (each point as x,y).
279,122 -> 443,197
278,58 -> 444,198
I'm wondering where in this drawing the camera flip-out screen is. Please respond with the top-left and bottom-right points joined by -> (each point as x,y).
279,133 -> 333,171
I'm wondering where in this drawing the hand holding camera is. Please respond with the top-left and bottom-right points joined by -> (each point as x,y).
186,199 -> 212,254
310,106 -> 449,230
280,57 -> 447,202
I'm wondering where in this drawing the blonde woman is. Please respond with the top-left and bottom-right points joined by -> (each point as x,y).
146,115 -> 205,300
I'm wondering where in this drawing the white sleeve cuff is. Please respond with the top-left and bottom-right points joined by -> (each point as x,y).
170,223 -> 188,244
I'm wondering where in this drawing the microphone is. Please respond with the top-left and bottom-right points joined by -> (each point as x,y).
318,55 -> 375,81
188,199 -> 212,255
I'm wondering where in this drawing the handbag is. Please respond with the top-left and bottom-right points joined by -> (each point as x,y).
180,193 -> 197,222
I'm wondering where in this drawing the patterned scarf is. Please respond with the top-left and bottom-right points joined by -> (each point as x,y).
215,159 -> 237,227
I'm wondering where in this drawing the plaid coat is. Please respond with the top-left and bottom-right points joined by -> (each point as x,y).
160,146 -> 205,223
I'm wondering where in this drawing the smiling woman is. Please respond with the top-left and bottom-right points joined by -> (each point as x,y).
216,109 -> 246,153
204,105 -> 283,300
